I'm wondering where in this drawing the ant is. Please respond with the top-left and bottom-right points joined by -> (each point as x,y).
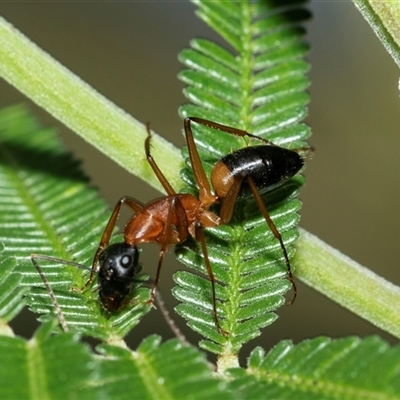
31,117 -> 305,336
82,117 -> 304,334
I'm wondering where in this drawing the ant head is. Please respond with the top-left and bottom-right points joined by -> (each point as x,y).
98,243 -> 140,311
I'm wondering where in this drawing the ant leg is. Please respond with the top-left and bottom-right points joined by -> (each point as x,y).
246,177 -> 297,305
155,289 -> 189,345
187,117 -> 276,146
149,197 -> 188,302
145,123 -> 176,196
149,246 -> 167,305
86,196 -> 144,288
31,254 -> 69,332
218,175 -> 244,224
194,222 -> 228,335
183,118 -> 218,209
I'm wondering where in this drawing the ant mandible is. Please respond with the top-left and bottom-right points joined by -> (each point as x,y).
83,117 -> 304,334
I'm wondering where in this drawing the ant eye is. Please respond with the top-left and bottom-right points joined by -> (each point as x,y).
120,254 -> 132,268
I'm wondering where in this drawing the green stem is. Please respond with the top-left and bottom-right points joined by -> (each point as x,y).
353,0 -> 400,68
294,228 -> 400,339
0,16 -> 183,192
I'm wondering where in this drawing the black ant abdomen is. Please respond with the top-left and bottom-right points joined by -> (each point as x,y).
212,145 -> 304,201
97,243 -> 140,311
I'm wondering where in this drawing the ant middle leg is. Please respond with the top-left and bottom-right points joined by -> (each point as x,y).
183,118 -> 218,209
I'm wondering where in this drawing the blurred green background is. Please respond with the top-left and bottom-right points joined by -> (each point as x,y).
1,2 -> 399,355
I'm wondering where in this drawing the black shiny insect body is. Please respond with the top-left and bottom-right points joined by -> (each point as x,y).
213,145 -> 304,200
97,243 -> 140,311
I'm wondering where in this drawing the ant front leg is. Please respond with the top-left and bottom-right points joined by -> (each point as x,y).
145,123 -> 176,196
85,196 -> 144,289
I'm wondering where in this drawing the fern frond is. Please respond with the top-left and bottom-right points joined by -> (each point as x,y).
96,335 -> 234,399
228,336 -> 400,398
0,322 -> 234,399
0,104 -> 151,340
0,321 -> 99,399
174,0 -> 311,356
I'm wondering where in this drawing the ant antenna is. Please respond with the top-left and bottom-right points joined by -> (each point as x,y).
31,254 -> 69,332
31,254 -> 189,342
155,289 -> 189,345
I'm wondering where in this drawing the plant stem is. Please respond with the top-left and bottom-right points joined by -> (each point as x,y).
294,228 -> 400,339
0,16 -> 183,192
353,0 -> 400,68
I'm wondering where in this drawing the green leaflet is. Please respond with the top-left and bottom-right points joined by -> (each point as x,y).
0,321 -> 99,400
174,0 -> 311,356
0,321 -> 234,400
229,336 -> 400,399
0,256 -> 26,324
0,104 -> 151,340
96,336 -> 234,400
2,321 -> 399,399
